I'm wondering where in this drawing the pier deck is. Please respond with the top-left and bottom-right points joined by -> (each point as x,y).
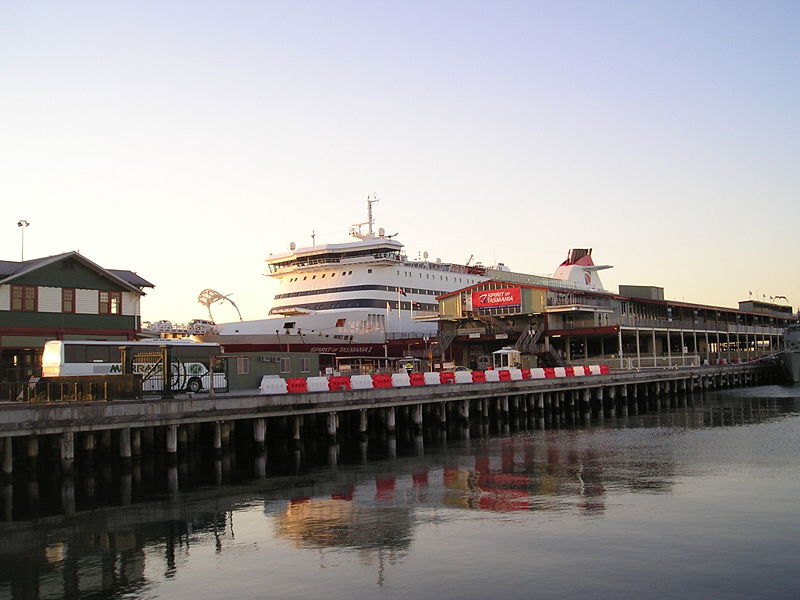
0,362 -> 777,477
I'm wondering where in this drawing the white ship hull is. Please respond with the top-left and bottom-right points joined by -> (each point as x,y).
192,199 -> 612,356
778,351 -> 800,384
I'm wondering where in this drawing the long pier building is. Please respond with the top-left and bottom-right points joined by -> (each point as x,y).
428,274 -> 795,371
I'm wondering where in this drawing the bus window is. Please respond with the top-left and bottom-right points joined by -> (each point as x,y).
64,345 -> 86,363
86,345 -> 110,363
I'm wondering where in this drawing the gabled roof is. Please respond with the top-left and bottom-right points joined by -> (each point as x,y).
0,251 -> 154,295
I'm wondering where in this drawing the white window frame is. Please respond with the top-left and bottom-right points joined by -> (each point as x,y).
236,356 -> 250,375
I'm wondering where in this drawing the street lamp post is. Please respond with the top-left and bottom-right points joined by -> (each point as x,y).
17,220 -> 30,261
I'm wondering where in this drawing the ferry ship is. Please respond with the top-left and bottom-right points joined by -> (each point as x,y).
194,196 -> 612,357
777,323 -> 800,383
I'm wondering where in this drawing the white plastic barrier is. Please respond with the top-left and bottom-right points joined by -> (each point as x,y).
350,375 -> 374,390
508,368 -> 523,381
572,367 -> 585,376
485,370 -> 501,382
423,372 -> 441,385
554,367 -> 567,378
589,365 -> 602,375
530,368 -> 546,379
391,373 -> 412,387
306,376 -> 330,392
259,376 -> 288,395
454,371 -> 474,384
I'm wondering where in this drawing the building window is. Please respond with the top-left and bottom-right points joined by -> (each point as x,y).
99,291 -> 122,315
62,288 -> 75,313
280,357 -> 291,373
11,285 -> 37,312
300,357 -> 310,373
236,357 -> 250,375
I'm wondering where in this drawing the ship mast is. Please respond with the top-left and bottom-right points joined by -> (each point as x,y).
350,194 -> 380,240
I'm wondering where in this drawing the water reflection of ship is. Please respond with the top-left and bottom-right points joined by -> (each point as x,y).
274,496 -> 413,553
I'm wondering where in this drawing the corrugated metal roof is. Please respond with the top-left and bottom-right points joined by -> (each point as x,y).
0,251 -> 154,291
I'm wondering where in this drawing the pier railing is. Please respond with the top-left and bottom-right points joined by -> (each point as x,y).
567,355 -> 703,369
618,316 -> 783,335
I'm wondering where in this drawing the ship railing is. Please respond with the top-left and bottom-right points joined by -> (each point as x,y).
489,270 -> 590,291
546,298 -> 614,309
385,331 -> 437,341
268,252 -> 402,274
403,261 -> 476,275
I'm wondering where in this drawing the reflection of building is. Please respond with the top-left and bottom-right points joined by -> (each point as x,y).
440,441 -> 610,514
0,251 -> 153,382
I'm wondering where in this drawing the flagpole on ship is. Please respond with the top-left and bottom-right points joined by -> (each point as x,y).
398,287 -> 402,338
385,300 -> 390,344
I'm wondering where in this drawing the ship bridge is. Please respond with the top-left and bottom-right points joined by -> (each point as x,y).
266,239 -> 405,275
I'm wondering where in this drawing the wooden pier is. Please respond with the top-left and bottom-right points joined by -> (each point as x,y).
0,362 -> 778,477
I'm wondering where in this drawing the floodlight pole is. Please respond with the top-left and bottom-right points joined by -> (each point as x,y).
17,220 -> 30,260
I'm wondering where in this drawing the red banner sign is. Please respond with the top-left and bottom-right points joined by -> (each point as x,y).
472,287 -> 521,308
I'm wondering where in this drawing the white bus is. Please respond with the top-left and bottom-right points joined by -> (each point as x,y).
42,340 -> 226,393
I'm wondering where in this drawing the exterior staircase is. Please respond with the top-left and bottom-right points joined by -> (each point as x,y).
514,322 -> 545,354
474,314 -> 513,334
433,328 -> 458,357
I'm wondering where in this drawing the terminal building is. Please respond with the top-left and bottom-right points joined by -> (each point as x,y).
428,252 -> 796,370
0,252 -> 154,382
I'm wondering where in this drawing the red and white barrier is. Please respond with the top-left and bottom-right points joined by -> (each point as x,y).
259,376 -> 288,394
262,364 -> 611,395
454,371 -> 474,384
350,375 -> 374,390
391,373 -> 411,387
423,372 -> 441,385
306,376 -> 330,392
485,370 -> 501,382
439,371 -> 456,384
508,368 -> 523,381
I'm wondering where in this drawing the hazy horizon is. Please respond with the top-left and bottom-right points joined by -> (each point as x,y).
2,1 -> 797,323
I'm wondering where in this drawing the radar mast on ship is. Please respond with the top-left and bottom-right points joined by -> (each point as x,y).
350,194 -> 381,240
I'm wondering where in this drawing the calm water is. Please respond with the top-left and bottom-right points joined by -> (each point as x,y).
1,386 -> 799,600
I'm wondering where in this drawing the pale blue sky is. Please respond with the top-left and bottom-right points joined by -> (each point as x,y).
1,1 -> 798,323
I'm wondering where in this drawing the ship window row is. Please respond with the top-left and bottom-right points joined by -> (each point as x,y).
274,284 -> 447,300
396,270 -> 478,285
399,269 -> 463,283
288,271 -> 354,282
269,299 -> 438,314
